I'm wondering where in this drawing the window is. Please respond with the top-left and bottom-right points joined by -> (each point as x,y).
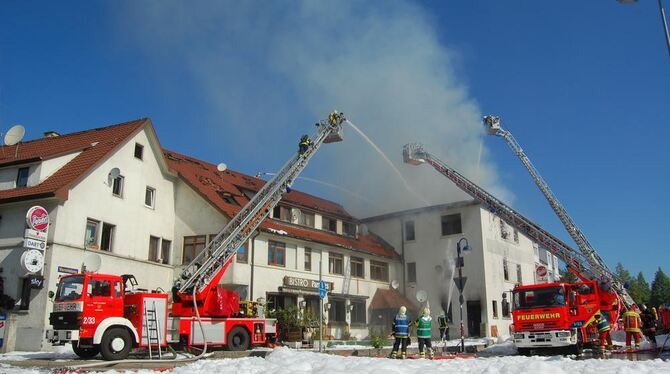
161,239 -> 171,265
217,191 -> 238,206
513,229 -> 519,243
516,264 -> 522,284
268,240 -> 286,267
329,253 -> 343,275
500,220 -> 509,240
322,217 -> 337,232
88,279 -> 112,297
351,257 -> 364,278
85,219 -> 100,249
16,167 -> 29,187
407,262 -> 417,283
112,175 -> 124,197
182,235 -> 206,264
299,211 -> 315,227
145,187 -> 156,208
370,261 -> 389,282
237,245 -> 248,263
100,223 -> 115,252
405,220 -> 415,241
114,281 -> 122,297
328,299 -> 346,323
149,236 -> 160,262
343,222 -> 357,237
304,248 -> 312,271
503,259 -> 509,281
502,298 -> 511,318
351,300 -> 366,324
134,143 -> 144,160
492,300 -> 499,318
272,205 -> 291,222
441,214 -> 462,236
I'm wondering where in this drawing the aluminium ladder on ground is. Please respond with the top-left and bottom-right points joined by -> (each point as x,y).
143,300 -> 162,359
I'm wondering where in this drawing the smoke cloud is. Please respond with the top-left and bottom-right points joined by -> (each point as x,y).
115,1 -> 511,216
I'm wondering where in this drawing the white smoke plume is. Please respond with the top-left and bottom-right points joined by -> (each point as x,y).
115,1 -> 511,216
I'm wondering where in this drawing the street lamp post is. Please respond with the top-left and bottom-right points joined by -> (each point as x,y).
456,237 -> 470,353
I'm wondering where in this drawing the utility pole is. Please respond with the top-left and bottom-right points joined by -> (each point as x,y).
455,237 -> 470,353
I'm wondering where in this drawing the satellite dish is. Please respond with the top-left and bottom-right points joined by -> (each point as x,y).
4,124 -> 25,146
390,279 -> 400,290
109,168 -> 121,179
416,289 -> 428,303
82,253 -> 102,273
217,163 -> 227,172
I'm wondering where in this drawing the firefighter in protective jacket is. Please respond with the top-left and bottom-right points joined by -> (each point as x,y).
416,308 -> 434,358
623,307 -> 642,350
592,313 -> 613,352
390,306 -> 411,359
298,135 -> 312,157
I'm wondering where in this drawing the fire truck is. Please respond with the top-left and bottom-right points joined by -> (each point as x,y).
403,140 -> 630,355
45,111 -> 346,360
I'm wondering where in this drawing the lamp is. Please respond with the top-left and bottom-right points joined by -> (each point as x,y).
299,300 -> 307,309
324,302 -> 331,312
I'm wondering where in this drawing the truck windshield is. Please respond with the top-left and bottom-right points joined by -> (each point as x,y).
55,276 -> 85,301
514,287 -> 566,309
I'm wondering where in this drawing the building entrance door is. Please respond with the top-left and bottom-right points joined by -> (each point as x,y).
466,300 -> 481,337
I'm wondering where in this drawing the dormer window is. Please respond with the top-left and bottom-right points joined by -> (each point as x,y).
16,167 -> 29,188
343,221 -> 357,237
134,143 -> 144,160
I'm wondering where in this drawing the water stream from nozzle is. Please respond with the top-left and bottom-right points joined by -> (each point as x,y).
345,120 -> 429,205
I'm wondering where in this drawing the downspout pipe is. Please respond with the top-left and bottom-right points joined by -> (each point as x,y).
249,230 -> 260,300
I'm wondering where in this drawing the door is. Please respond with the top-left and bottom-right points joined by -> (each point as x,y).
466,300 -> 481,337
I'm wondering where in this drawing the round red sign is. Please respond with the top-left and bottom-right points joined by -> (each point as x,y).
26,206 -> 49,232
536,265 -> 547,277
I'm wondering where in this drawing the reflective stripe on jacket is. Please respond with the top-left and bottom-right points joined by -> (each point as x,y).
416,316 -> 432,338
596,318 -> 610,333
394,314 -> 410,337
623,311 -> 641,333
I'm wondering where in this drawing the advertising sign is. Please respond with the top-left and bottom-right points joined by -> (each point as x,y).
24,238 -> 47,250
0,313 -> 6,348
535,264 -> 548,282
26,206 -> 49,232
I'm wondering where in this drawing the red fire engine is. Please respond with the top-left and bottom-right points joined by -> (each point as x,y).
45,112 -> 346,360
403,137 -> 632,354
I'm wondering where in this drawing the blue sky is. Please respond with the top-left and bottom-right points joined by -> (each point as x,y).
1,1 -> 668,281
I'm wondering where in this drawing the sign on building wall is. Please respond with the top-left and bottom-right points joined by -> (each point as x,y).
0,313 -> 6,348
535,264 -> 548,283
283,276 -> 333,291
26,206 -> 49,232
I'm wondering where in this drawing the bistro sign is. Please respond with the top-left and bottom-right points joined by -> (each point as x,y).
283,276 -> 333,291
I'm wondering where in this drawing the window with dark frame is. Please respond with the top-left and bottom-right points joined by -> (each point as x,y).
16,167 -> 29,188
370,260 -> 389,282
328,299 -> 346,323
492,300 -> 499,318
85,219 -> 100,249
268,240 -> 286,267
503,259 -> 510,281
405,220 -> 415,241
272,205 -> 291,222
237,244 -> 248,263
145,186 -> 156,208
441,214 -> 462,236
300,211 -> 315,227
502,298 -> 511,318
112,175 -> 124,197
343,222 -> 357,237
407,262 -> 417,283
516,264 -> 522,284
161,239 -> 171,265
322,217 -> 337,232
182,235 -> 206,264
329,253 -> 343,275
149,236 -> 160,262
100,223 -> 115,252
134,143 -> 144,160
304,248 -> 312,271
351,257 -> 364,278
351,300 -> 366,324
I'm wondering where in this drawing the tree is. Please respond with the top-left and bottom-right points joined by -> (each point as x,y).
628,272 -> 651,306
559,266 -> 578,283
650,268 -> 670,308
614,262 -> 632,287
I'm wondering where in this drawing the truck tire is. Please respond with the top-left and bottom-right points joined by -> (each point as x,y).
100,327 -> 133,361
227,326 -> 250,351
517,347 -> 531,356
72,341 -> 100,359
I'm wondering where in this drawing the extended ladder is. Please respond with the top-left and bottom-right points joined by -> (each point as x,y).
177,112 -> 346,295
143,300 -> 162,359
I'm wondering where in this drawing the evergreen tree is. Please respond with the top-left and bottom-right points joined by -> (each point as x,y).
629,272 -> 651,306
614,262 -> 632,287
650,268 -> 670,307
559,267 -> 578,283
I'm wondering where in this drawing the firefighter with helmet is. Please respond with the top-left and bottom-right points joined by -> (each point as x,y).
592,313 -> 613,352
623,306 -> 643,351
298,135 -> 312,158
640,304 -> 658,347
416,307 -> 434,359
390,306 -> 411,359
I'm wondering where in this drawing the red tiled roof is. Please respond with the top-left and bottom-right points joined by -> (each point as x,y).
370,288 -> 418,311
164,149 -> 398,259
0,119 -> 150,203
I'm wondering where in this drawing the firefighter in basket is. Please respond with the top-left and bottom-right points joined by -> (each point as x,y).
390,306 -> 411,359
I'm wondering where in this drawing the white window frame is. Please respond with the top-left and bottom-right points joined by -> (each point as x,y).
145,186 -> 156,208
112,175 -> 124,197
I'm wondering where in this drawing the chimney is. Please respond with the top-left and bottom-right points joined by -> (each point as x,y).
43,131 -> 60,138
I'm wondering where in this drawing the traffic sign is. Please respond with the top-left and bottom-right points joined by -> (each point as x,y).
454,277 -> 467,292
319,280 -> 327,299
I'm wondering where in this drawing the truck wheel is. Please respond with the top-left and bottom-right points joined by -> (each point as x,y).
517,347 -> 531,356
227,326 -> 250,351
100,327 -> 132,361
72,342 -> 100,359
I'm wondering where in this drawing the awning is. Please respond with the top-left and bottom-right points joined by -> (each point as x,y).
370,288 -> 418,311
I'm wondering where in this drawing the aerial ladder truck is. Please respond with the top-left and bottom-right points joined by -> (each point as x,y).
482,115 -> 634,309
45,111 -> 346,360
403,143 -> 624,354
